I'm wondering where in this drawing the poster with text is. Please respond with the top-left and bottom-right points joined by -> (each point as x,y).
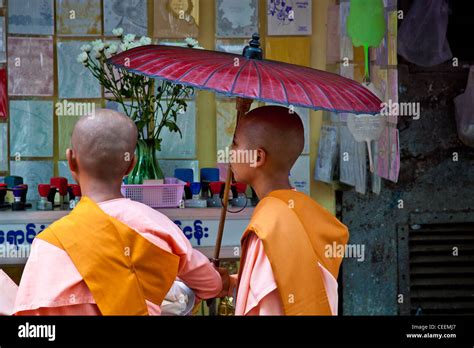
216,0 -> 258,38
7,37 -> 54,96
9,161 -> 54,201
57,0 -> 102,36
267,0 -> 311,36
104,0 -> 148,37
154,0 -> 199,39
9,100 -> 53,158
57,40 -> 102,98
8,0 -> 54,35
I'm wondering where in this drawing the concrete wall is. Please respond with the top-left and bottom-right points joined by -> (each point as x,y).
342,62 -> 474,315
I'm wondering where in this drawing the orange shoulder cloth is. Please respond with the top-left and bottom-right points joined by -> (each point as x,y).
239,190 -> 349,315
36,197 -> 180,315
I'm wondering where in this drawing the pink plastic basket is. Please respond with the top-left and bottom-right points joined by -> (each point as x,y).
121,178 -> 185,208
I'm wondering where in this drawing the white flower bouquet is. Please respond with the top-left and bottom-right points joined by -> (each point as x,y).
77,28 -> 197,183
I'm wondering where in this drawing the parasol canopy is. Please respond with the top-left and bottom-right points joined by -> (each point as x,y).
108,37 -> 382,115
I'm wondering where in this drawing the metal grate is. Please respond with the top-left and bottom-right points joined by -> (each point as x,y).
407,222 -> 474,315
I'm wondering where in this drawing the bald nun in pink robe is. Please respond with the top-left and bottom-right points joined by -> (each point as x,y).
228,233 -> 339,315
1,109 -> 223,316
1,198 -> 221,316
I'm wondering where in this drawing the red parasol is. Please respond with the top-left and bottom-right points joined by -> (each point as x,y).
108,35 -> 381,303
109,36 -> 381,115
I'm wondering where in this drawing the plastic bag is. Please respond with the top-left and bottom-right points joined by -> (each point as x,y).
398,0 -> 452,67
160,280 -> 196,316
454,66 -> 474,148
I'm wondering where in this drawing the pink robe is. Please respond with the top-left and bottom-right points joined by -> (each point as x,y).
0,270 -> 18,315
13,198 -> 222,315
232,233 -> 339,316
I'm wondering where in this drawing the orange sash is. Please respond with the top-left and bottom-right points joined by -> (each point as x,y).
239,190 -> 349,315
36,197 -> 180,315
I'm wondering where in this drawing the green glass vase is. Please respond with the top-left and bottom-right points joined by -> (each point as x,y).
127,139 -> 164,184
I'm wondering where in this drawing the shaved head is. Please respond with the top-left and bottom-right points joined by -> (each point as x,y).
70,108 -> 138,181
236,105 -> 304,172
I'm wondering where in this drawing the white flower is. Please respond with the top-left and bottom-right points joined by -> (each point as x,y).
128,41 -> 141,49
106,43 -> 118,55
77,52 -> 88,64
91,39 -> 105,52
139,36 -> 152,46
185,37 -> 204,49
112,27 -> 124,37
120,42 -> 130,51
80,44 -> 92,52
91,39 -> 102,47
185,38 -> 198,47
123,34 -> 136,43
94,51 -> 102,59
